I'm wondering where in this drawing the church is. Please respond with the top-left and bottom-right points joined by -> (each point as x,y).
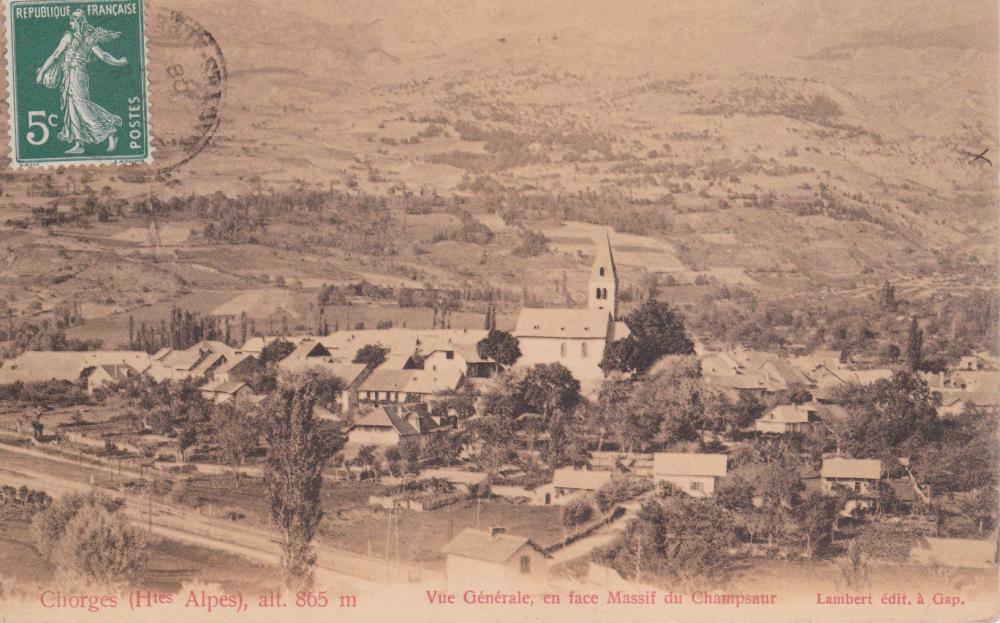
513,232 -> 629,386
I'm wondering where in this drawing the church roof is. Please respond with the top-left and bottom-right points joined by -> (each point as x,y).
514,308 -> 611,339
592,230 -> 617,277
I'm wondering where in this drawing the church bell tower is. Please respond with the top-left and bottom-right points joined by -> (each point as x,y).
588,231 -> 618,318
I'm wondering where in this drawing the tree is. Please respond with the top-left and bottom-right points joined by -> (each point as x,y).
753,453 -> 805,510
353,444 -> 379,476
905,316 -> 922,372
476,329 -> 521,367
716,477 -> 756,514
33,492 -> 143,589
603,300 -> 694,374
881,281 -> 897,312
625,357 -> 705,446
178,426 -> 198,461
599,336 -> 644,376
961,487 -> 998,533
520,363 -> 581,428
599,494 -> 737,587
914,405 -> 997,493
431,383 -> 479,425
54,502 -> 147,589
262,387 -> 325,589
594,378 -> 633,451
282,367 -> 346,411
842,371 -> 938,458
561,496 -> 594,527
796,492 -> 843,558
213,407 -> 259,486
260,339 -> 296,366
353,344 -> 389,368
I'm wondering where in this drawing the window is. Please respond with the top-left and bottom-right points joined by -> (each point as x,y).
854,481 -> 861,492
595,287 -> 602,299
581,342 -> 588,358
690,481 -> 703,491
560,342 -> 567,357
446,351 -> 454,360
599,267 -> 605,276
520,556 -> 531,574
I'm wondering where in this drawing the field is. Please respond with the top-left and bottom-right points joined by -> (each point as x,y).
0,0 -> 989,357
0,520 -> 279,596
170,474 -> 563,570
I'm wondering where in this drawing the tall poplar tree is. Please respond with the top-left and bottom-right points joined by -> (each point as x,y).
263,386 -> 325,589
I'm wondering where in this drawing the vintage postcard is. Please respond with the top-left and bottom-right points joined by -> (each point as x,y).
0,1 -> 996,622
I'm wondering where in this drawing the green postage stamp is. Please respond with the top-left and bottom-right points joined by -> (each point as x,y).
4,0 -> 150,167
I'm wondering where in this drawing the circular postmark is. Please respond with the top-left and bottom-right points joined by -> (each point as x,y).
143,6 -> 226,173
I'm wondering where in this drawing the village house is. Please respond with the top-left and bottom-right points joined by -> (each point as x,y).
821,457 -> 881,513
356,367 -> 464,405
84,363 -> 140,394
419,468 -> 490,492
275,342 -> 370,411
702,349 -> 817,398
552,467 -> 615,498
651,453 -> 728,497
148,340 -> 236,382
276,340 -> 342,372
441,527 -> 549,589
514,232 -> 628,386
0,350 -> 152,385
210,353 -> 263,383
345,403 -> 448,447
755,403 -> 819,434
418,345 -> 497,379
198,379 -> 255,405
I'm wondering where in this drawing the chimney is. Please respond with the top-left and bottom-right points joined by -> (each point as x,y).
490,527 -> 505,538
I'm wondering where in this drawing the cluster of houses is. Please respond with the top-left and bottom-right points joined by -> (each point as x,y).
0,232 -> 995,476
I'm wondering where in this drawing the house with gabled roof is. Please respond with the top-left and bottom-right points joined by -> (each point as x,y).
821,457 -> 881,498
149,340 -> 236,381
420,344 -> 497,379
356,366 -> 464,404
212,352 -> 263,383
756,403 -> 819,434
199,379 -> 255,405
84,363 -> 140,394
441,527 -> 549,588
346,404 -> 446,446
652,452 -> 728,497
552,467 -> 615,496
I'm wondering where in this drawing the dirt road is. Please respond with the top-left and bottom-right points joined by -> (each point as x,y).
0,445 -> 438,589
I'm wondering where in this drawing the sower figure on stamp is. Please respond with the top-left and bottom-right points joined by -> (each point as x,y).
35,10 -> 127,154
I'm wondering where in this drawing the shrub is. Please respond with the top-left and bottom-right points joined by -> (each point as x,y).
32,492 -> 125,560
561,496 -> 595,527
512,230 -> 549,257
53,503 -> 146,588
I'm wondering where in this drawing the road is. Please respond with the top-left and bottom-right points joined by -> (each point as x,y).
0,444 -> 439,589
548,498 -> 646,565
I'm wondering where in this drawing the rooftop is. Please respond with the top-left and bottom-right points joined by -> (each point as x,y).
652,452 -> 728,478
552,468 -> 613,491
514,308 -> 611,339
821,458 -> 881,480
441,528 -> 546,563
